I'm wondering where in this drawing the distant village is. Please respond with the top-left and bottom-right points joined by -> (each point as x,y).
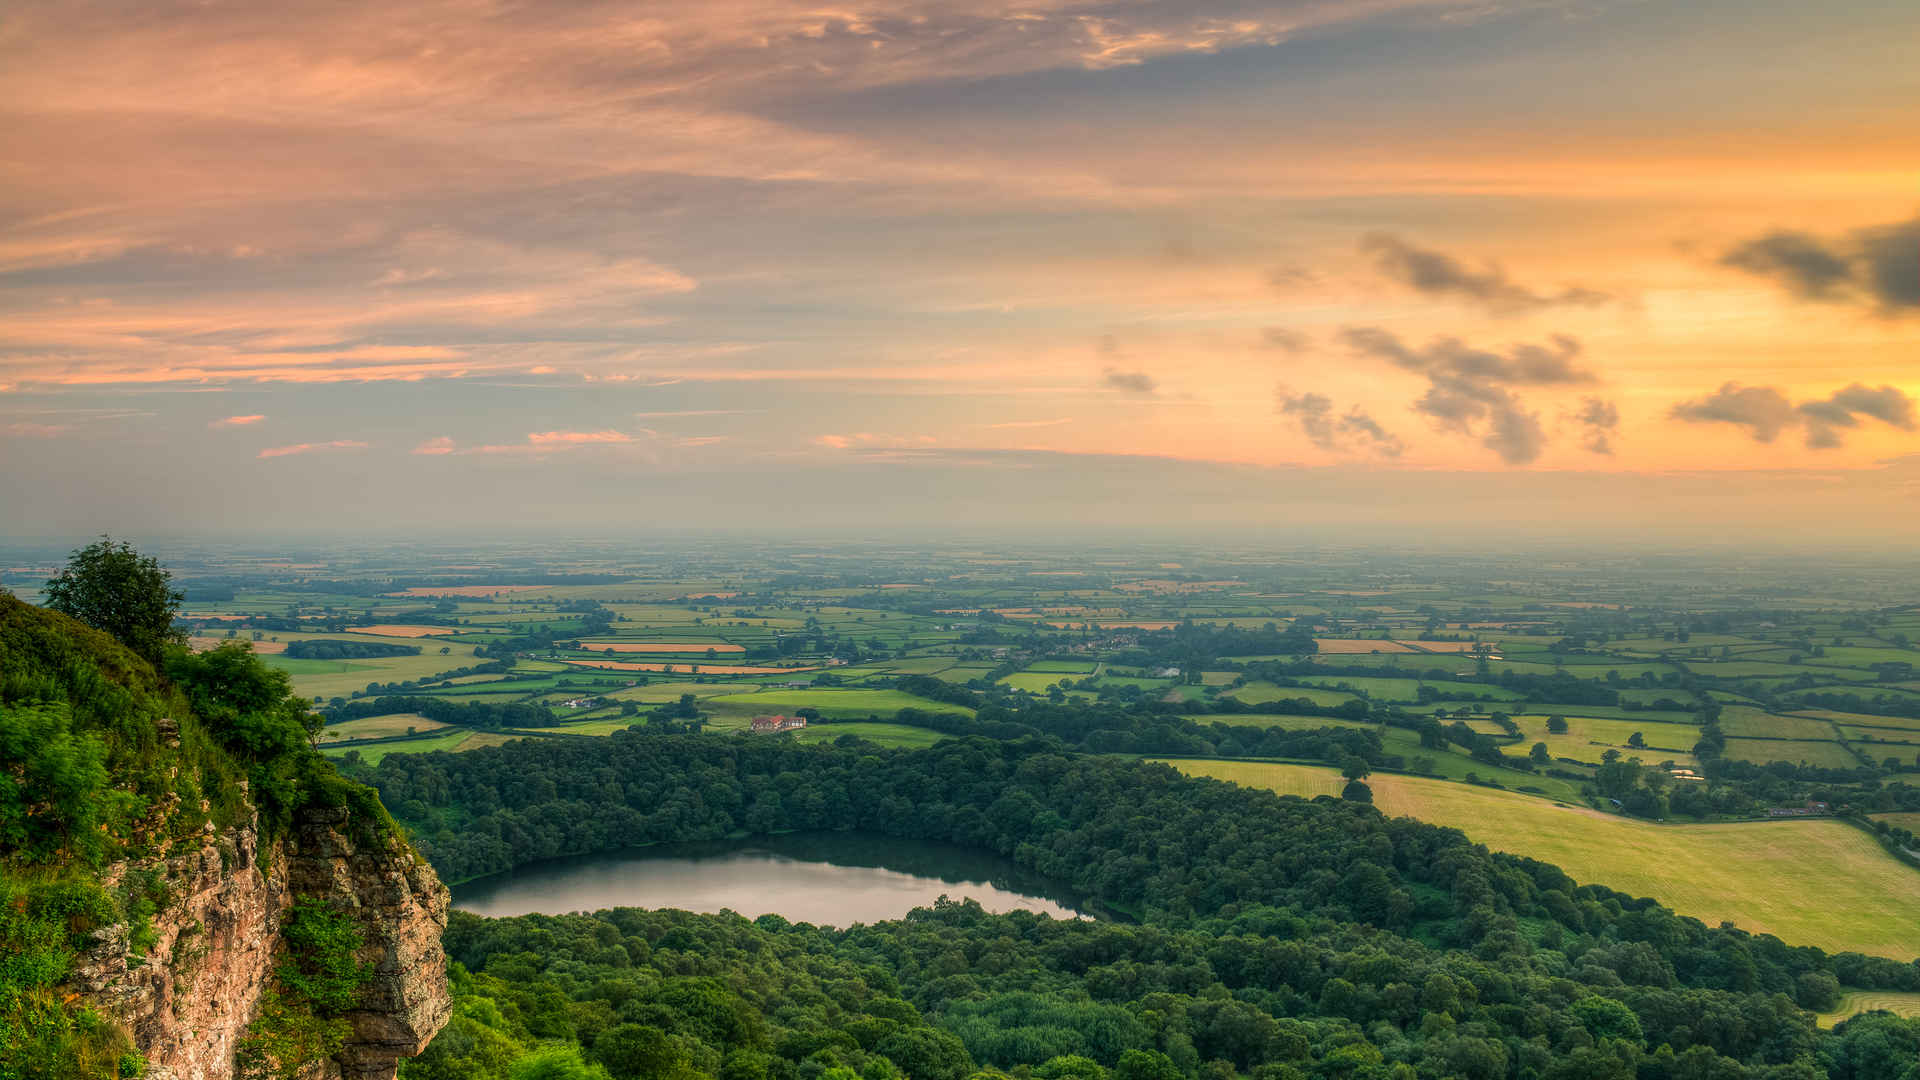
750,714 -> 808,734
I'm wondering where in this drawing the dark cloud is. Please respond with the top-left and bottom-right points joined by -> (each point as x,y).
1338,326 -> 1598,465
1261,327 -> 1310,353
1672,381 -> 1914,449
1361,233 -> 1610,315
1720,232 -> 1853,299
1277,391 -> 1338,449
1574,397 -> 1619,455
1719,214 -> 1920,314
1102,369 -> 1157,394
1669,383 -> 1797,442
1277,389 -> 1404,458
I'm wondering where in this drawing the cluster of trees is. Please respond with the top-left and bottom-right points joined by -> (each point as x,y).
284,639 -> 422,660
365,735 -> 1920,1079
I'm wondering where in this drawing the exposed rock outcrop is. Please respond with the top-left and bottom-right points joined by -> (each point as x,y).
72,804 -> 449,1080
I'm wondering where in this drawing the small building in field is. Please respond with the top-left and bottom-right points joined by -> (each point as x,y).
751,714 -> 808,734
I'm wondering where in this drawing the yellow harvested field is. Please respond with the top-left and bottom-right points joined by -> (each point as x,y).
390,585 -> 552,597
575,641 -> 746,653
353,624 -> 459,637
1406,640 -> 1497,653
319,713 -> 449,741
563,659 -> 816,675
1315,639 -> 1416,653
191,636 -> 286,654
1045,620 -> 1178,630
1160,759 -> 1920,959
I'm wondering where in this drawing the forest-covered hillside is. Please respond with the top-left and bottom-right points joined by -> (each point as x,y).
359,735 -> 1920,1079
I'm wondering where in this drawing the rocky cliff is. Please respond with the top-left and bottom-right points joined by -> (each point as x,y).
0,593 -> 450,1080
72,799 -> 450,1080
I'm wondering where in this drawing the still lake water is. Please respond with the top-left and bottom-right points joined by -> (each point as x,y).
451,832 -> 1100,925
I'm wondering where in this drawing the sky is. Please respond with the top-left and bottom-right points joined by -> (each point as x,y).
3,0 -> 1918,541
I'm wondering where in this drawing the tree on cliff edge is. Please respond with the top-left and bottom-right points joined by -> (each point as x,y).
43,536 -> 185,665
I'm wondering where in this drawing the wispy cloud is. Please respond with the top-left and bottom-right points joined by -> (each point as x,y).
1361,233 -> 1610,315
210,414 -> 266,427
1101,370 -> 1157,394
257,439 -> 369,459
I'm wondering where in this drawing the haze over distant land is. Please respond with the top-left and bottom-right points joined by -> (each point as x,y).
2,0 -> 1918,536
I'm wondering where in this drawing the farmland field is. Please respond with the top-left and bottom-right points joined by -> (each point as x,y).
574,641 -> 746,653
1815,991 -> 1920,1028
1510,714 -> 1700,766
1225,681 -> 1357,707
1723,738 -> 1862,769
705,688 -> 976,719
1160,759 -> 1920,959
790,722 -> 949,748
319,713 -> 446,741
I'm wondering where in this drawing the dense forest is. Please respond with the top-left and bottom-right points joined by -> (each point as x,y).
354,734 -> 1920,1080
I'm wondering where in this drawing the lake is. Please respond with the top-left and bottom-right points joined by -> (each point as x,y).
451,831 -> 1102,925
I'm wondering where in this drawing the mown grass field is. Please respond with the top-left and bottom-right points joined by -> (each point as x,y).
319,713 -> 446,741
705,687 -> 976,719
790,722 -> 949,748
1158,759 -> 1920,959
1723,738 -> 1862,769
1509,714 -> 1700,766
1815,990 -> 1920,1028
1224,682 -> 1358,707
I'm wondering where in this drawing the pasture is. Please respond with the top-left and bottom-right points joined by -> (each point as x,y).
319,713 -> 445,741
1723,738 -> 1863,769
1815,991 -> 1920,1028
1159,759 -> 1920,959
705,687 -> 976,719
790,722 -> 949,748
1510,714 -> 1700,766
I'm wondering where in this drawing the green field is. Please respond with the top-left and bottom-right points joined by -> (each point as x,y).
1719,707 -> 1839,740
1224,681 -> 1357,707
1159,759 -> 1920,959
998,672 -> 1079,693
1723,738 -> 1862,769
1299,676 -> 1423,701
319,713 -> 446,741
705,688 -> 975,719
1815,990 -> 1920,1028
263,639 -> 480,698
322,728 -> 479,763
789,722 -> 949,748
1510,714 -> 1700,766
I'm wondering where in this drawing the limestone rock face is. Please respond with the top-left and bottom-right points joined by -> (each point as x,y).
74,806 -> 450,1080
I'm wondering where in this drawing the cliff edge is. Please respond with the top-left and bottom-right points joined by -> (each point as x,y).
0,594 -> 449,1080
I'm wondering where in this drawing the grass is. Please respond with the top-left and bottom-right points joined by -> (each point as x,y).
1509,714 -> 1700,767
1299,676 -> 1424,702
704,687 -> 976,719
321,728 -> 476,763
999,672 -> 1079,693
789,722 -> 949,748
1225,682 -> 1357,707
263,640 -> 478,698
1815,991 -> 1920,1028
1158,759 -> 1920,959
1723,738 -> 1862,769
318,713 -> 446,741
1719,707 -> 1839,740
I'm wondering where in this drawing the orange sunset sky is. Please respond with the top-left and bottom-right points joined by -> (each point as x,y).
2,0 -> 1917,538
